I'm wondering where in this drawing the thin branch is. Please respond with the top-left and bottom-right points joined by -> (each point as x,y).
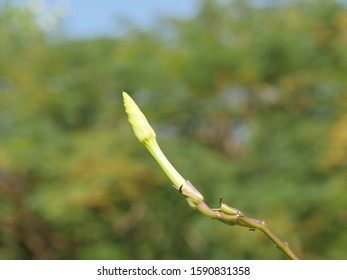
180,180 -> 300,260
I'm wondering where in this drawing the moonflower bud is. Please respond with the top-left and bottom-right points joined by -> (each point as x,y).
122,91 -> 185,189
122,91 -> 156,144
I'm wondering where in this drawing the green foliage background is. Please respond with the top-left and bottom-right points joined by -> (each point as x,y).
1,0 -> 347,259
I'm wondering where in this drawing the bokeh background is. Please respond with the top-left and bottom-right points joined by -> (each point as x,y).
1,0 -> 347,259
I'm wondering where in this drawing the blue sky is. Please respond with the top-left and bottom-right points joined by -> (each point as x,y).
14,0 -> 198,37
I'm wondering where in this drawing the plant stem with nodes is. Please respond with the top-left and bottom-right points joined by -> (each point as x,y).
122,91 -> 300,260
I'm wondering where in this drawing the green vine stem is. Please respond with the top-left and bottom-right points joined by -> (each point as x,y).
122,91 -> 300,260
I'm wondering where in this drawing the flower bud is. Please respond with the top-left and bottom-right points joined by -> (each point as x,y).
122,91 -> 156,144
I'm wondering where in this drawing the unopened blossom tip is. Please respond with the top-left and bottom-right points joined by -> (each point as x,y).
122,91 -> 156,144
